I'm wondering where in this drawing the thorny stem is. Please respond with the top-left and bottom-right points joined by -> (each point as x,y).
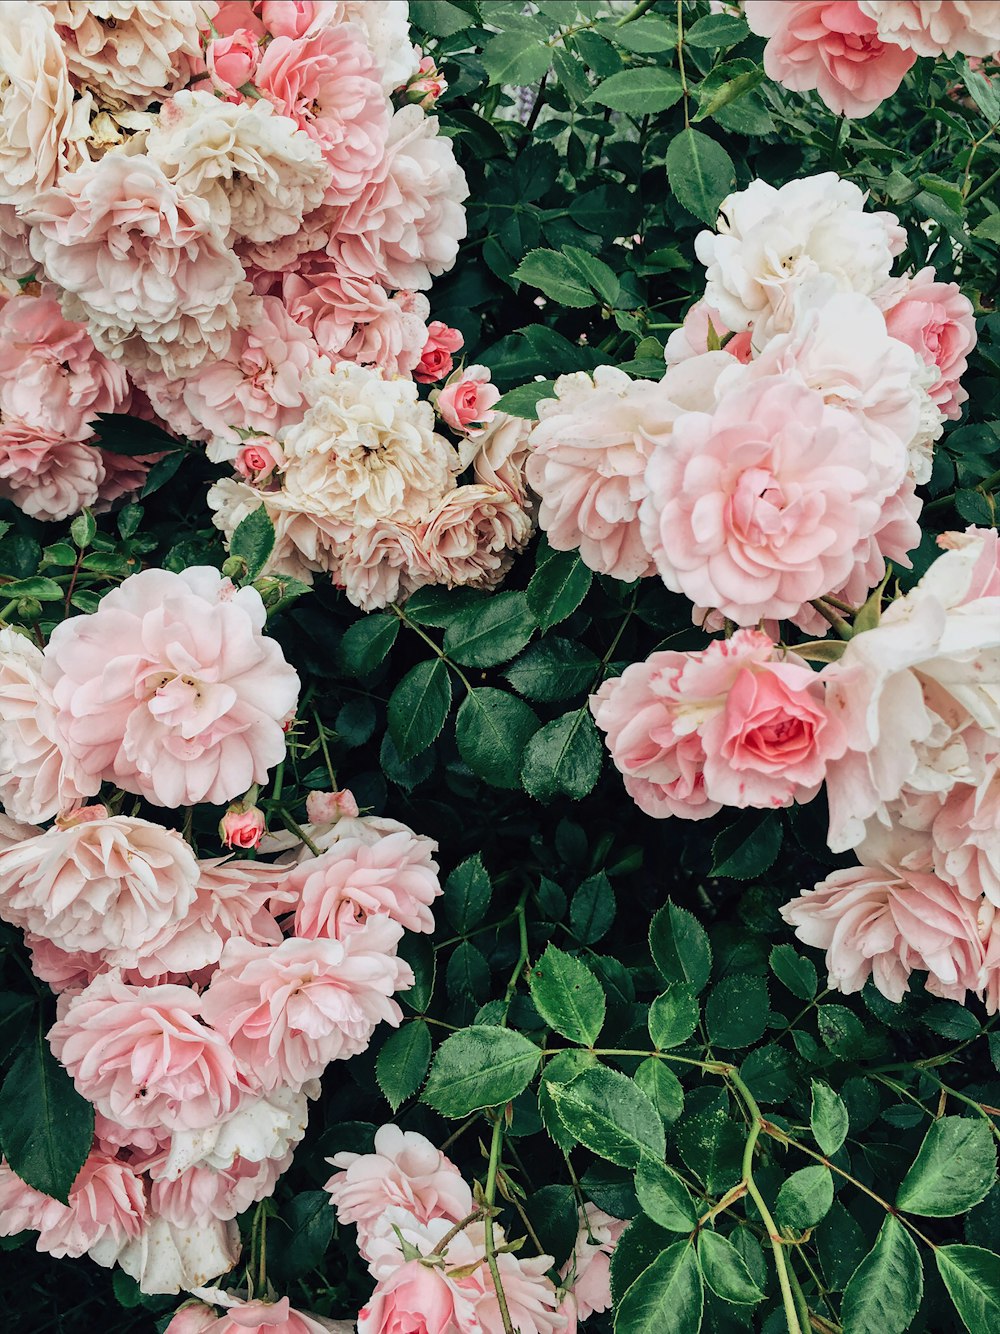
312,708 -> 337,789
279,809 -> 322,857
503,890 -> 531,1012
430,1208 -> 487,1257
615,0 -> 657,25
727,1071 -> 803,1334
676,2 -> 690,129
484,1118 -> 515,1334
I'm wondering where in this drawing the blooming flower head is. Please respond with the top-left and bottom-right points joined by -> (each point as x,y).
0,3 -> 76,207
560,1205 -> 627,1325
877,267 -> 978,420
857,1 -> 1000,58
420,483 -> 532,591
49,972 -> 245,1131
436,366 -> 500,436
414,321 -> 464,383
0,429 -> 105,522
45,565 -> 300,809
200,919 -> 412,1091
165,1297 -> 336,1334
0,1152 -> 145,1265
744,1 -> 916,118
0,811 -> 199,965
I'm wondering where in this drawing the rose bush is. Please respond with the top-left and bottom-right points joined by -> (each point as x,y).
1,4 -> 1000,1334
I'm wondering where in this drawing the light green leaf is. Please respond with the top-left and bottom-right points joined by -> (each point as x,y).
614,1241 -> 703,1334
841,1216 -> 923,1334
665,128 -> 736,226
936,1244 -> 1000,1333
494,381 -> 557,418
514,249 -> 597,307
548,1066 -> 665,1167
896,1116 -> 997,1217
482,27 -> 553,87
422,1026 -> 541,1117
634,1159 -> 697,1232
648,984 -> 700,1050
529,943 -> 606,1047
697,1230 -> 765,1304
635,1058 -> 684,1127
588,66 -> 684,116
811,1080 -> 849,1157
775,1166 -> 834,1232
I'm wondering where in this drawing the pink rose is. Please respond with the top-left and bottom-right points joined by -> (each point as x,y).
259,2 -> 338,39
171,1298 -> 335,1334
0,1152 -> 145,1264
744,1 -> 917,119
878,267 -> 978,419
414,321 -> 464,384
560,1205 -> 627,1325
639,375 -> 897,626
219,803 -> 266,850
207,30 -> 260,99
932,767 -> 1000,905
200,919 -> 412,1091
151,1152 -> 287,1227
0,428 -> 104,521
306,788 -> 360,823
858,1 -> 1000,58
420,483 -> 532,591
235,441 -> 284,483
325,1125 -> 473,1260
782,862 -> 986,1004
436,365 -> 500,435
45,566 -> 300,809
359,1256 -> 481,1334
49,972 -> 245,1131
163,1306 -> 219,1334
663,299 -> 753,367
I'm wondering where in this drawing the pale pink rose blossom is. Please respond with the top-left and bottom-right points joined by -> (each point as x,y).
158,1081 -> 316,1180
744,1 -> 916,119
639,375 -> 894,625
45,566 -> 300,809
256,25 -> 389,208
0,813 -> 199,965
472,412 -> 533,502
46,2 -> 216,108
37,1151 -> 146,1265
332,2 -> 420,94
0,203 -> 33,279
207,29 -> 260,98
0,430 -> 104,521
325,1125 -> 472,1259
26,155 -> 244,376
0,625 -> 87,824
0,1158 -> 78,1244
178,1296 -> 346,1334
260,2 -> 339,39
163,1305 -> 219,1334
421,483 -> 532,590
151,1151 -> 288,1227
436,366 -> 500,435
49,972 -> 245,1131
200,918 -> 412,1091
358,1254 -> 481,1334
782,862 -> 986,1003
0,294 -> 129,439
877,267 -> 977,419
414,321 -> 464,383
0,3 -> 76,207
289,829 -> 441,938
94,450 -> 168,510
306,789 -> 359,823
526,367 -> 684,582
335,517 -> 432,611
220,804 -> 266,851
176,297 -> 324,450
24,932 -> 104,994
560,1206 -> 627,1325
858,1 -> 1000,57
932,767 -> 1000,904
663,299 -> 753,366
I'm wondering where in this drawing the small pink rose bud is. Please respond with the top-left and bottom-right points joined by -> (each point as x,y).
206,29 -> 260,99
436,365 -> 500,435
306,789 -> 359,823
414,321 -> 464,384
219,803 -> 266,849
235,441 -> 283,483
56,804 -> 109,828
406,56 -> 447,109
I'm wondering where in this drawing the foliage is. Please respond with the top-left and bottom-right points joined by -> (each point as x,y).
3,2 -> 1000,1332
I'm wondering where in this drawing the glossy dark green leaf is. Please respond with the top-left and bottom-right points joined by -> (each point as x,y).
528,943 -> 606,1047
423,1026 -> 541,1117
811,1080 -> 849,1157
0,1031 -> 94,1203
841,1216 -> 923,1334
548,1066 -> 665,1167
634,1158 -> 697,1232
376,1020 -> 432,1112
697,1230 -> 765,1304
521,709 -> 603,801
896,1116 -> 997,1217
527,546 -> 593,632
649,901 -> 712,993
387,658 -> 452,760
337,613 -> 398,677
454,688 -> 540,789
229,504 -> 274,581
443,591 -> 534,668
443,854 -> 492,934
775,1165 -> 833,1231
705,974 -> 769,1048
614,1241 -> 703,1334
936,1244 -> 1000,1333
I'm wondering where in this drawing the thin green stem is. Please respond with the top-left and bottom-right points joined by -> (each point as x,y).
967,161 -> 1000,205
312,708 -> 337,788
271,759 -> 284,806
786,1256 -> 812,1334
809,599 -> 854,639
503,890 -> 531,1012
925,467 -> 1000,514
615,0 -> 656,24
391,604 -> 474,693
484,1119 -> 515,1334
728,1071 -> 803,1334
430,1208 -> 486,1257
280,809 -> 321,857
676,1 -> 690,129
917,1070 -> 1000,1142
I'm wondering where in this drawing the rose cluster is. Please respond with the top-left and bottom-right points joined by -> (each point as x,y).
744,0 -> 1000,119
0,564 -> 443,1295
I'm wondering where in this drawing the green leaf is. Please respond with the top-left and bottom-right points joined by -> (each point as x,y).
528,943 -> 606,1047
563,245 -> 621,307
648,984 -> 700,1050
539,1049 -> 598,1150
684,13 -> 750,47
0,577 -> 63,601
387,658 -> 452,761
710,811 -> 782,879
598,14 -> 676,53
397,933 -> 435,1012
665,128 -> 736,226
634,1159 -> 697,1232
0,1030 -> 94,1203
524,1185 -> 581,1269
697,1230 -> 765,1304
408,0 -> 474,36
769,944 -> 817,1000
443,854 -> 492,935
229,504 -> 275,581
70,510 -> 96,549
817,1004 -> 870,1059
455,688 -> 540,789
505,637 -> 600,702
514,249 -> 598,307
446,941 -> 490,1003
337,613 -> 398,677
896,1116 -> 998,1217
521,710 -> 604,801
548,1066 -> 665,1168
649,901 -> 712,993
588,66 -> 683,116
269,1191 -> 333,1279
482,27 -> 553,87
936,1244 -> 1000,1333
422,1026 -> 541,1117
443,590 -> 534,668
775,1166 -> 834,1231
610,1216 -> 674,1305
972,213 -> 1000,243
614,1241 -> 703,1334
675,1099 -> 743,1195
841,1216 -> 923,1334
705,974 -> 769,1048
494,381 -> 557,418
527,545 -> 593,631
635,1058 -> 685,1127
811,1080 -> 849,1157
570,871 -> 615,944
376,1020 -> 431,1111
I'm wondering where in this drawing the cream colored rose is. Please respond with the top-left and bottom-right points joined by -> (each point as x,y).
0,3 -> 75,206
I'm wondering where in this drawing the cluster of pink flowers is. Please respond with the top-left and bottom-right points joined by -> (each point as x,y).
0,1 -> 483,545
745,1 -> 1000,118
528,170 -> 975,630
0,562 -> 444,1295
320,1124 -> 625,1333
